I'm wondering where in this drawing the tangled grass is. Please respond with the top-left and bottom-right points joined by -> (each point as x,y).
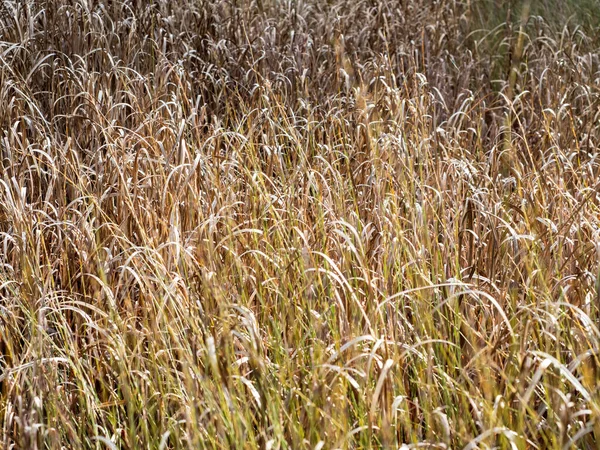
1,0 -> 600,448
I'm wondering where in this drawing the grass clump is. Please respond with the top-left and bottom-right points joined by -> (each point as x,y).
1,0 -> 600,448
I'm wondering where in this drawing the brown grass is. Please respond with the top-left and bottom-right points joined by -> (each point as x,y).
1,0 -> 600,448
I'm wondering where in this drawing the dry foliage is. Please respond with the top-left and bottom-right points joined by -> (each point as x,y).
1,0 -> 600,448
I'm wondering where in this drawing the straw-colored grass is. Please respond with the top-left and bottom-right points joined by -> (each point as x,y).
1,0 -> 600,448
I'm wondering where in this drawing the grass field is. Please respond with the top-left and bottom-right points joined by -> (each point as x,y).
1,0 -> 600,448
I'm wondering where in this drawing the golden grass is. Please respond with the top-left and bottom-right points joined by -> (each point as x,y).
1,0 -> 600,448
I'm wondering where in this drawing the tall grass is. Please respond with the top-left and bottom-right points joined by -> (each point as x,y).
1,0 -> 600,448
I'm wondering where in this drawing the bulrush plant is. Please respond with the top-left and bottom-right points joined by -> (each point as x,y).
1,0 -> 600,448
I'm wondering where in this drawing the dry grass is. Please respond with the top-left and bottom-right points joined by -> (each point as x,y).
1,0 -> 600,448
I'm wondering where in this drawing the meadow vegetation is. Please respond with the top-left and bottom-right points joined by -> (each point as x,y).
1,0 -> 600,448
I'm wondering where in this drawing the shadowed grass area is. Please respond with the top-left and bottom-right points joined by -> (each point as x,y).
472,0 -> 600,28
1,0 -> 600,448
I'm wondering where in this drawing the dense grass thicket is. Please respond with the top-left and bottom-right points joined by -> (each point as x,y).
1,0 -> 600,448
